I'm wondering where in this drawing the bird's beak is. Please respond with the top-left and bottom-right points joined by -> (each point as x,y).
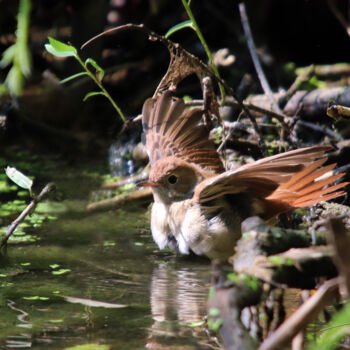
137,180 -> 160,188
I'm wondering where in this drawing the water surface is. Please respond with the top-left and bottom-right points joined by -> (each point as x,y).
0,170 -> 213,349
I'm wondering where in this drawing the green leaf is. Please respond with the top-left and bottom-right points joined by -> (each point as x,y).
5,166 -> 33,190
208,317 -> 223,332
83,91 -> 105,101
49,264 -> 60,269
0,45 -> 17,68
165,20 -> 195,38
5,64 -> 24,96
85,58 -> 105,80
60,72 -> 88,84
52,268 -> 71,275
209,307 -> 221,317
23,296 -> 40,300
45,37 -> 77,58
49,319 -> 63,323
63,344 -> 111,350
189,320 -> 205,327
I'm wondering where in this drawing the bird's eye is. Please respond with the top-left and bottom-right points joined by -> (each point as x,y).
168,175 -> 178,184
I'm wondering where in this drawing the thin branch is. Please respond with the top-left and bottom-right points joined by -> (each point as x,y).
0,183 -> 56,249
279,65 -> 315,104
327,0 -> 350,37
296,120 -> 343,141
238,2 -> 281,114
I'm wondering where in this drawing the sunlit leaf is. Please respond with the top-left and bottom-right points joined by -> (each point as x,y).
103,241 -> 115,247
23,296 -> 40,300
64,296 -> 127,308
63,344 -> 111,350
45,37 -> 77,58
50,264 -> 60,269
209,307 -> 220,317
5,166 -> 33,190
52,268 -> 71,275
0,45 -> 17,68
83,91 -> 105,101
208,317 -> 223,332
165,20 -> 195,38
309,302 -> 350,350
189,321 -> 205,327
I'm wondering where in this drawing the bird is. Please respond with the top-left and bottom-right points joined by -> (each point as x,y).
139,91 -> 348,261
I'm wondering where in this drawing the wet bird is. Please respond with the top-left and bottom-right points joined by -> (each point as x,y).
139,91 -> 348,260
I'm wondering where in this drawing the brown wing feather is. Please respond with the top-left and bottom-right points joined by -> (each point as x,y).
142,91 -> 224,173
195,146 -> 347,217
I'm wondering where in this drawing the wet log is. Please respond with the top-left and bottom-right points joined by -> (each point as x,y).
234,217 -> 337,288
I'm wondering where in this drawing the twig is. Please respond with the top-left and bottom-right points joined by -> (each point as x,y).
279,65 -> 315,103
0,183 -> 56,249
258,278 -> 340,350
327,0 -> 350,37
186,98 -> 291,139
296,120 -> 343,141
217,121 -> 257,153
238,2 -> 281,114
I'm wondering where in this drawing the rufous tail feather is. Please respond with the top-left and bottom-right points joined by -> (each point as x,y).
265,159 -> 348,215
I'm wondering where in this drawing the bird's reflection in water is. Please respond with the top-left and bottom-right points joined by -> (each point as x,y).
147,262 -> 213,349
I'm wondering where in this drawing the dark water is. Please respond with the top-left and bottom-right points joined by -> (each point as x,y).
0,169 -> 214,349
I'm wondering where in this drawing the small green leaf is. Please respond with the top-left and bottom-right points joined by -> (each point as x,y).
52,268 -> 71,275
165,20 -> 195,38
45,37 -> 77,58
60,72 -> 88,84
103,241 -> 115,247
63,344 -> 111,350
208,317 -> 223,332
209,307 -> 220,317
227,273 -> 239,283
189,321 -> 205,327
5,166 -> 33,190
0,45 -> 17,68
85,58 -> 105,80
23,296 -> 40,300
83,91 -> 105,101
49,319 -> 63,323
50,264 -> 60,269
20,262 -> 31,266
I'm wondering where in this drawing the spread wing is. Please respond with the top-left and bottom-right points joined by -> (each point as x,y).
142,91 -> 224,173
194,145 -> 347,217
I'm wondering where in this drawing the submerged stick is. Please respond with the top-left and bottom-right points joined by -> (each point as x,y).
0,183 -> 55,249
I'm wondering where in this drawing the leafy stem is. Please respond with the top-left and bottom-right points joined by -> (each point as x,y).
74,55 -> 126,122
180,0 -> 226,103
45,37 -> 126,123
